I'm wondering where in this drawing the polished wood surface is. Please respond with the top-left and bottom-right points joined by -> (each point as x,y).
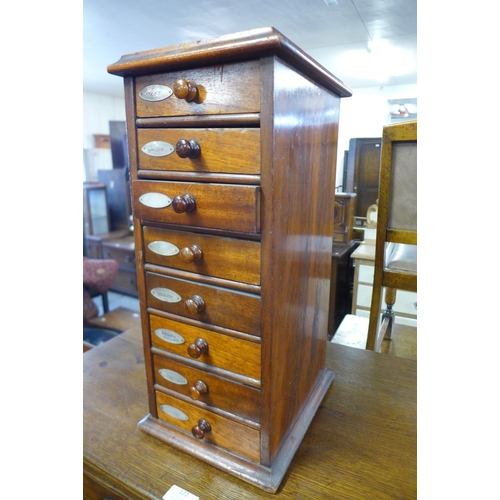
145,272 -> 261,336
134,60 -> 262,117
83,327 -> 416,499
107,27 -> 352,98
138,127 -> 261,174
132,179 -> 260,233
143,226 -> 261,285
150,313 -> 261,383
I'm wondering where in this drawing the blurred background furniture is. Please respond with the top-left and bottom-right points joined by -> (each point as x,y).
83,256 -> 120,351
366,120 -> 417,352
342,137 -> 382,240
328,192 -> 358,338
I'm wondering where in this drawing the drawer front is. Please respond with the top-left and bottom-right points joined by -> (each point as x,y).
111,268 -> 138,295
155,390 -> 260,462
137,128 -> 260,175
102,244 -> 135,267
135,60 -> 261,118
153,355 -> 260,423
132,180 -> 260,234
146,272 -> 261,336
143,226 -> 261,286
150,314 -> 261,380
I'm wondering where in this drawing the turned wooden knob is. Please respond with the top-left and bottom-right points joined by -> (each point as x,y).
176,139 -> 200,159
192,418 -> 211,439
172,194 -> 196,213
189,380 -> 208,400
185,295 -> 205,314
173,79 -> 198,102
179,244 -> 203,263
187,337 -> 208,358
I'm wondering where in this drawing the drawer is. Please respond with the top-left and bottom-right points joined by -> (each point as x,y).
143,226 -> 261,286
135,60 -> 261,118
150,314 -> 261,381
153,355 -> 260,423
146,272 -> 261,336
137,128 -> 260,175
102,243 -> 135,267
132,180 -> 260,234
155,390 -> 260,462
111,268 -> 138,295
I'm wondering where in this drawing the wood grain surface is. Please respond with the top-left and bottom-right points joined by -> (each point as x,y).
83,327 -> 416,499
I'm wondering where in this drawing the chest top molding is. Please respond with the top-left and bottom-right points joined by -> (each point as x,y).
107,26 -> 352,98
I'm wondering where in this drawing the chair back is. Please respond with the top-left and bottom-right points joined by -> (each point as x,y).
377,120 -> 417,291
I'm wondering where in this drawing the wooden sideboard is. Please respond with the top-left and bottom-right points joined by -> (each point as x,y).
83,327 -> 417,499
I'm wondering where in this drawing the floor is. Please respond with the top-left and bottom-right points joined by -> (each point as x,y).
87,292 -> 416,360
331,314 -> 417,360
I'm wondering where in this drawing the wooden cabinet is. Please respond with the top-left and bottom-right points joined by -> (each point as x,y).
343,137 -> 382,222
107,27 -> 351,493
351,242 -> 417,327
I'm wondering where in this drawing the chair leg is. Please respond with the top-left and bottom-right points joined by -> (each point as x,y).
101,292 -> 109,313
382,287 -> 397,340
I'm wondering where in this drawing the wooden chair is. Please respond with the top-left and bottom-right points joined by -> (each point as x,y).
366,120 -> 417,352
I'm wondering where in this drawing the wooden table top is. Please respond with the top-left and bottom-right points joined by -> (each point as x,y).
351,241 -> 376,262
83,327 -> 416,499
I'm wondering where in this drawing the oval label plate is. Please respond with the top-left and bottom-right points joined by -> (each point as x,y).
160,404 -> 189,421
151,287 -> 182,303
158,369 -> 188,385
141,141 -> 175,157
148,240 -> 179,256
139,84 -> 173,102
154,328 -> 185,345
139,192 -> 172,209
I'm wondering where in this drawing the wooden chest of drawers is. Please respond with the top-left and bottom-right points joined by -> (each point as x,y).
108,27 -> 351,493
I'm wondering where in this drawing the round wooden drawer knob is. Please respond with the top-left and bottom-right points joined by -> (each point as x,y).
173,79 -> 198,102
179,244 -> 203,263
192,418 -> 211,439
185,295 -> 205,314
172,194 -> 196,213
189,380 -> 208,400
187,337 -> 208,358
175,139 -> 200,159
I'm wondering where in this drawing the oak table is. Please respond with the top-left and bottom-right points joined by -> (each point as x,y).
83,327 -> 416,499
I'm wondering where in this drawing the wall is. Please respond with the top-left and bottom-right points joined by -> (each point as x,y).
82,85 -> 417,185
336,83 -> 418,189
83,91 -> 126,180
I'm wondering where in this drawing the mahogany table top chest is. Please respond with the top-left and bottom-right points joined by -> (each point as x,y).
107,27 -> 351,493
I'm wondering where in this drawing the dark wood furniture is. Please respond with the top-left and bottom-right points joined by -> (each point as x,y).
343,137 -> 382,235
107,27 -> 351,492
328,192 -> 358,337
366,121 -> 417,352
83,326 -> 417,499
328,240 -> 358,338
